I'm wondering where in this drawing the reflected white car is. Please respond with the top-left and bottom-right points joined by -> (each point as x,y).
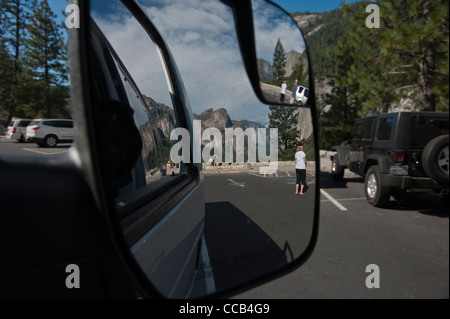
295,85 -> 309,105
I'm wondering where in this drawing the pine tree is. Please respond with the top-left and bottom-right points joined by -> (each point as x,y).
319,81 -> 359,150
272,38 -> 286,86
0,44 -> 15,118
1,6 -> 14,118
379,0 -> 449,112
23,0 -> 69,118
288,62 -> 308,90
335,0 -> 449,114
319,14 -> 362,150
268,106 -> 301,161
0,0 -> 36,122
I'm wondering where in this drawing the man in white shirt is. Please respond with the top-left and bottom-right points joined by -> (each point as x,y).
295,145 -> 307,195
279,80 -> 287,103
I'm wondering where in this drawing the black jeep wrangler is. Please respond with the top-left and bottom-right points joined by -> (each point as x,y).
331,112 -> 449,207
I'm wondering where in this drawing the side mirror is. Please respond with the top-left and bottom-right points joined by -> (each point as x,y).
252,0 -> 311,107
223,0 -> 313,108
69,0 -> 319,299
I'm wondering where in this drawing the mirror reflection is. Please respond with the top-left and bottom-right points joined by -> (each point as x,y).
252,0 -> 310,106
89,0 -> 316,298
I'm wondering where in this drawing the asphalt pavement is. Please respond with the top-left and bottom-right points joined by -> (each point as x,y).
203,172 -> 316,294
232,172 -> 449,299
0,135 -> 72,156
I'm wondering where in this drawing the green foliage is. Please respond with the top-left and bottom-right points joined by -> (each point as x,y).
319,80 -> 359,150
0,0 -> 69,121
303,0 -> 449,150
0,44 -> 14,117
25,0 -> 67,84
272,38 -> 286,86
293,6 -> 360,78
268,105 -> 301,160
287,62 -> 307,90
332,0 -> 449,115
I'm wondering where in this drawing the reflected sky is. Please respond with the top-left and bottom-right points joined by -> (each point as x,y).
90,0 -> 279,125
253,0 -> 307,62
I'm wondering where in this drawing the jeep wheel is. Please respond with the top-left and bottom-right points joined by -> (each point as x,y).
422,135 -> 449,186
43,135 -> 58,148
331,156 -> 345,181
365,165 -> 391,207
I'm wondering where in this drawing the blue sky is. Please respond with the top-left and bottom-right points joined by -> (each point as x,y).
49,0 -> 363,22
48,0 -> 67,23
272,0 -> 363,13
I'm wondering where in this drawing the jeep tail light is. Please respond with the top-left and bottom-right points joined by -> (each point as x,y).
393,150 -> 405,164
12,128 -> 16,133
32,126 -> 40,130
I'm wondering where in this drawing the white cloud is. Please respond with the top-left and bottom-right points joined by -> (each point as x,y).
252,0 -> 307,61
91,0 -> 307,124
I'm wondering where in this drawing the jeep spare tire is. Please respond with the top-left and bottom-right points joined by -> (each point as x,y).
422,135 -> 449,186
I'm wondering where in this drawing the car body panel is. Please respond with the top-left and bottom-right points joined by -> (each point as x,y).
130,182 -> 205,298
83,7 -> 206,297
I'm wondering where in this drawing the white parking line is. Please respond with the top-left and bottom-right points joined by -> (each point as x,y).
327,197 -> 366,202
320,189 -> 348,211
23,148 -> 67,155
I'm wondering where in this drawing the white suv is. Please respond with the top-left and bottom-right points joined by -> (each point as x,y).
294,85 -> 309,105
26,119 -> 74,147
6,119 -> 32,142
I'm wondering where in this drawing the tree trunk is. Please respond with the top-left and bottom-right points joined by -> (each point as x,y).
418,0 -> 436,112
418,53 -> 436,112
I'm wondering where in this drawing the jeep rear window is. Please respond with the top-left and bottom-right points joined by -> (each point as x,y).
410,116 -> 449,148
376,116 -> 393,141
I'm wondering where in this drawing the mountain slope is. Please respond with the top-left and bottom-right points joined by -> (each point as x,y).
292,8 -> 353,78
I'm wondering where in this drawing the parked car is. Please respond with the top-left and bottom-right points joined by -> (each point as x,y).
26,119 -> 74,147
5,119 -> 32,142
331,111 -> 449,207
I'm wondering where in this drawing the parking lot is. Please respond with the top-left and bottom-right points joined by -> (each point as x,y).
0,135 -> 72,156
1,137 -> 448,298
185,157 -> 449,298
234,171 -> 449,299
